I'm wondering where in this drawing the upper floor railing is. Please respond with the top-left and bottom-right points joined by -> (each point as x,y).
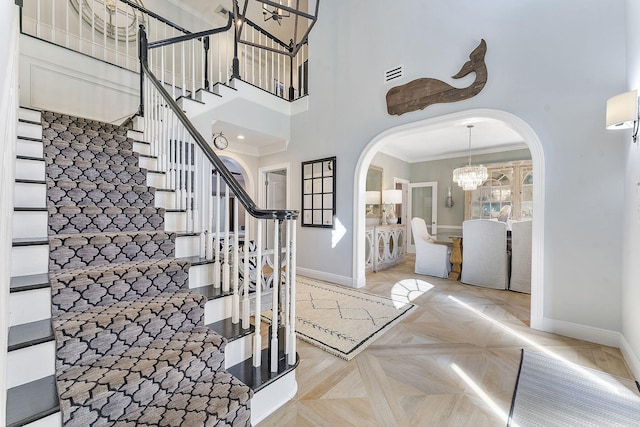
20,0 -> 309,101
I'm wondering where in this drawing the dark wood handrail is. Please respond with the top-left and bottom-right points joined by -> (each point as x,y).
147,14 -> 233,49
139,26 -> 298,221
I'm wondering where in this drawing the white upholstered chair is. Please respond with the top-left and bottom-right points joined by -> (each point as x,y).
509,220 -> 532,293
410,217 -> 451,278
461,219 -> 509,289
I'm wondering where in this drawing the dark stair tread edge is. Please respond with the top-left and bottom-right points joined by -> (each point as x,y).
139,154 -> 158,159
179,255 -> 214,266
166,209 -> 187,213
16,155 -> 45,162
14,178 -> 46,184
148,170 -> 166,174
206,318 -> 254,342
17,136 -> 43,143
19,106 -> 42,112
190,285 -> 234,300
132,139 -> 151,145
10,273 -> 50,292
14,207 -> 48,212
6,375 -> 59,427
17,118 -> 41,126
177,232 -> 200,237
8,319 -> 54,351
227,348 -> 299,393
195,87 -> 223,98
12,237 -> 48,246
177,94 -> 205,105
214,81 -> 238,92
155,188 -> 175,192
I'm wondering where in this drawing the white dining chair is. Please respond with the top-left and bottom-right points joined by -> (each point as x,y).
461,219 -> 509,289
510,220 -> 532,293
410,217 -> 451,278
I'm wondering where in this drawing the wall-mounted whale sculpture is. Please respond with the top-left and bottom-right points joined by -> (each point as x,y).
386,39 -> 487,116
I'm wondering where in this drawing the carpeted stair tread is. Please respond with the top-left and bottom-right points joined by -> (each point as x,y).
46,157 -> 148,186
48,205 -> 165,235
44,139 -> 139,167
56,327 -> 229,427
46,178 -> 155,208
113,370 -> 253,427
53,290 -> 206,367
49,230 -> 176,271
50,257 -> 190,315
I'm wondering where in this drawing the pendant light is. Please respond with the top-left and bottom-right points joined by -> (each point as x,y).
452,125 -> 488,191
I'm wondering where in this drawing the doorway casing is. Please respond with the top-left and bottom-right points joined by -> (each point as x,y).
352,109 -> 545,330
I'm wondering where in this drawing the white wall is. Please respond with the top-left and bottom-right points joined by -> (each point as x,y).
622,0 -> 640,378
0,1 -> 20,421
287,0 -> 627,334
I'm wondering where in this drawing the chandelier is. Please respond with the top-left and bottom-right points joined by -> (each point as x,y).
262,1 -> 291,25
453,125 -> 488,191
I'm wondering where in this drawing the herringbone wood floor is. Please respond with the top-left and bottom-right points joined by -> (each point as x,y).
258,255 -> 635,426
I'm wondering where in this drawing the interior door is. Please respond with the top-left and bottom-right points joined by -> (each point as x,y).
407,182 -> 438,253
264,170 -> 287,248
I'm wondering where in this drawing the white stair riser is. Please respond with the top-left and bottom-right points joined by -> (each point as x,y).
9,287 -> 51,326
13,211 -> 48,239
223,335 -> 253,369
204,296 -> 233,324
18,122 -> 42,140
175,234 -> 201,258
19,108 -> 42,123
14,182 -> 46,208
127,129 -> 144,140
154,191 -> 175,209
251,370 -> 297,425
133,141 -> 150,156
15,158 -> 45,181
164,211 -> 186,232
146,171 -> 165,188
188,263 -> 214,288
17,138 -> 44,158
138,156 -> 157,170
178,97 -> 209,118
11,245 -> 49,277
7,341 -> 55,388
23,412 -> 61,427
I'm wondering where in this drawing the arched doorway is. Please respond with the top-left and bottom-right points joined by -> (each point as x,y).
352,109 -> 545,329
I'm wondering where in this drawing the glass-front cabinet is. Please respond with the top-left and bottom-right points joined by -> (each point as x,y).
464,160 -> 533,221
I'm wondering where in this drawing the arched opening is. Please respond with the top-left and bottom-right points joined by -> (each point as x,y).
352,109 -> 545,329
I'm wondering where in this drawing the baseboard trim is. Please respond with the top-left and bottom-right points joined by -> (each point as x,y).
620,335 -> 640,381
541,317 -> 621,348
295,267 -> 355,288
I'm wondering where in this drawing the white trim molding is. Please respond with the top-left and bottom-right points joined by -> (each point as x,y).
296,267 -> 355,288
620,335 -> 640,380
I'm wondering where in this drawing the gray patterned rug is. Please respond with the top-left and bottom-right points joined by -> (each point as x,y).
508,349 -> 640,427
264,277 -> 416,360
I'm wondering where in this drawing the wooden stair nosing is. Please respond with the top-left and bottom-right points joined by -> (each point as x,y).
227,349 -> 299,393
8,318 -> 54,351
10,273 -> 49,293
12,237 -> 48,247
6,375 -> 59,427
18,118 -> 42,126
205,317 -> 254,343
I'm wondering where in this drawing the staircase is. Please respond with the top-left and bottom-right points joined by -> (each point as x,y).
7,108 -> 298,426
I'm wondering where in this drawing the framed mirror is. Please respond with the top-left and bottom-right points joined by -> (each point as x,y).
366,166 -> 382,218
302,156 -> 336,228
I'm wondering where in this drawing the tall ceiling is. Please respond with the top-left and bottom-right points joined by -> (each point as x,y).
168,1 -> 528,163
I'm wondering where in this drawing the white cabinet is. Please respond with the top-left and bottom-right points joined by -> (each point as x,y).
365,224 -> 406,272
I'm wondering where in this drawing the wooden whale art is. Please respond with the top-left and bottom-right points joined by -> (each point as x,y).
386,39 -> 487,116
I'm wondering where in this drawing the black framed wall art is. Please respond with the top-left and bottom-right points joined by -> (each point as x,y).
301,156 -> 336,228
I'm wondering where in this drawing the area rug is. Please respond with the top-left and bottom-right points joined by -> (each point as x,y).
508,349 -> 640,427
263,277 -> 416,360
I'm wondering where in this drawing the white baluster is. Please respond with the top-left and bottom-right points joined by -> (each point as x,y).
271,219 -> 280,373
288,219 -> 297,365
253,220 -> 263,367
181,42 -> 186,98
186,139 -> 193,232
213,171 -> 221,288
222,182 -> 230,292
242,211 -> 251,329
232,196 -> 240,324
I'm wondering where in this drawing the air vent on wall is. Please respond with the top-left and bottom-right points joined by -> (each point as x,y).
384,65 -> 403,83
215,5 -> 229,16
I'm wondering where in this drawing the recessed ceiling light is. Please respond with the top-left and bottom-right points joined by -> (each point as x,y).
237,134 -> 245,140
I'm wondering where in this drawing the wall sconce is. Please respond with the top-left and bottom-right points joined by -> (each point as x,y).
382,189 -> 402,225
445,186 -> 454,208
606,89 -> 639,143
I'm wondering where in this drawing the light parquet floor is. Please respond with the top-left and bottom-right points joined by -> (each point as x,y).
258,255 -> 635,426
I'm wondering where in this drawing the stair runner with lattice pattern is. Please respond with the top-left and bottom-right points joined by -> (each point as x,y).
42,111 -> 252,426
